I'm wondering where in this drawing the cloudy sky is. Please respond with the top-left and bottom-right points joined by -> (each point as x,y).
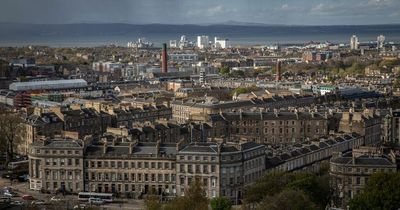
1,0 -> 399,25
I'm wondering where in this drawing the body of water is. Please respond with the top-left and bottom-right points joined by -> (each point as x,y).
0,23 -> 400,47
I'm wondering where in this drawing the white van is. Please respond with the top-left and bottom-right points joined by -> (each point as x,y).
88,197 -> 105,205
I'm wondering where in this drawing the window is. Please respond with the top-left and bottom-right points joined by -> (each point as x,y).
211,165 -> 216,173
203,165 -> 208,173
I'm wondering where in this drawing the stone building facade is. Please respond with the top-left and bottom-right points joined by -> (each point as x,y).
208,110 -> 328,145
28,138 -> 264,203
330,147 -> 397,208
338,111 -> 382,145
28,139 -> 85,193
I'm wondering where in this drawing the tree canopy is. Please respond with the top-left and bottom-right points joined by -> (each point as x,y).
243,172 -> 330,210
164,180 -> 209,210
211,197 -> 232,210
349,172 -> 400,210
0,110 -> 24,163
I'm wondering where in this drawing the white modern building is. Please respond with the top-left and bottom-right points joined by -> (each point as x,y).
377,35 -> 385,49
170,40 -> 178,48
197,35 -> 209,49
350,35 -> 359,50
214,37 -> 230,49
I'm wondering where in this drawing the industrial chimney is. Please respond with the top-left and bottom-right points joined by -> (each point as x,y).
275,60 -> 282,81
161,43 -> 168,73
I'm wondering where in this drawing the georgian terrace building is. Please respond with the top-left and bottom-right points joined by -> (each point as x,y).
207,110 -> 328,145
28,139 -> 85,193
330,147 -> 397,208
171,96 -> 315,123
175,142 -> 265,203
28,138 -> 264,203
265,133 -> 364,173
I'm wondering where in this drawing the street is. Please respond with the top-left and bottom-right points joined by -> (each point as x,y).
0,177 -> 144,210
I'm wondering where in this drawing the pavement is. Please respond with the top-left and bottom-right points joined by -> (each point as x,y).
0,177 -> 144,210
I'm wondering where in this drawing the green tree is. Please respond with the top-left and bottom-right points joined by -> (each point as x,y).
144,191 -> 162,210
230,70 -> 245,78
0,110 -> 24,163
257,189 -> 317,210
349,172 -> 400,210
286,173 -> 330,208
244,172 -> 330,210
219,66 -> 230,75
394,78 -> 400,89
211,197 -> 232,210
165,179 -> 208,210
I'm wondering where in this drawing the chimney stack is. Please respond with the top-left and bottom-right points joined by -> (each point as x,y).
161,43 -> 168,73
276,60 -> 282,81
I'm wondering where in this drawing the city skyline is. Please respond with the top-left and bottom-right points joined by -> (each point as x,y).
1,0 -> 400,26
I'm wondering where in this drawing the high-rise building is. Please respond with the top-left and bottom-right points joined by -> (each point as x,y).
377,35 -> 385,49
161,43 -> 168,73
214,37 -> 230,49
179,35 -> 188,49
169,40 -> 177,48
350,35 -> 359,50
197,35 -> 209,49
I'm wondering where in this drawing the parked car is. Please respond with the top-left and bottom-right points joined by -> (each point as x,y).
18,174 -> 29,182
22,194 -> 34,200
50,196 -> 63,202
11,200 -> 24,206
73,204 -> 87,209
3,192 -> 13,198
11,200 -> 23,206
31,200 -> 46,205
88,197 -> 104,205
